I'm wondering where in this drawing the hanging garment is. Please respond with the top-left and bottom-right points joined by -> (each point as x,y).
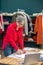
0,16 -> 2,34
42,14 -> 43,48
34,15 -> 42,44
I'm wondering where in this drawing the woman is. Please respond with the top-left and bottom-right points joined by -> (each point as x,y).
2,15 -> 26,56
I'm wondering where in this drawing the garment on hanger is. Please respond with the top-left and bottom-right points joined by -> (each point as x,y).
42,13 -> 43,48
0,16 -> 2,34
34,15 -> 42,44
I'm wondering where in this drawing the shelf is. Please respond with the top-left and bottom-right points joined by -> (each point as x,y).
0,13 -> 13,16
32,24 -> 35,25
28,38 -> 35,42
29,32 -> 35,34
3,22 -> 9,25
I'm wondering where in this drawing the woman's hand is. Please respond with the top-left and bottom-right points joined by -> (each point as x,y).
16,48 -> 26,55
22,48 -> 26,54
16,49 -> 23,55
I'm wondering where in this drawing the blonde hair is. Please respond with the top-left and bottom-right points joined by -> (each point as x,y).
16,15 -> 25,24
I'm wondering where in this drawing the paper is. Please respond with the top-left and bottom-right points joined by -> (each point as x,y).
8,53 -> 26,59
39,50 -> 43,54
39,50 -> 43,58
8,47 -> 43,59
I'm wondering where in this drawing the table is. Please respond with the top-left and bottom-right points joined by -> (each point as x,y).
0,47 -> 43,65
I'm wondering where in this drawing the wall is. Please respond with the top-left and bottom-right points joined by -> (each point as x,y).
0,0 -> 1,11
1,0 -> 43,14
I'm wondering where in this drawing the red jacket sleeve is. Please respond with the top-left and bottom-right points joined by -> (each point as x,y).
6,26 -> 18,51
18,28 -> 24,49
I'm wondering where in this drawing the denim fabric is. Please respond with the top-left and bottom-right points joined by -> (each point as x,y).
4,44 -> 16,56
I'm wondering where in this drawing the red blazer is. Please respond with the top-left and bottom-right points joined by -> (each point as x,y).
34,15 -> 42,44
2,22 -> 24,51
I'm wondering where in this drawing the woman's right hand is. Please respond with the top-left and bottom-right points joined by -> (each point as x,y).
16,49 -> 23,55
